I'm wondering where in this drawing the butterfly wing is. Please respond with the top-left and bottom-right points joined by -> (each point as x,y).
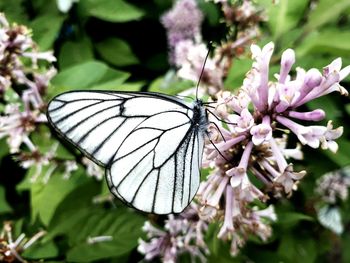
47,90 -> 204,214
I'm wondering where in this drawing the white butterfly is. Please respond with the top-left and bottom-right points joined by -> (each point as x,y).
46,90 -> 209,214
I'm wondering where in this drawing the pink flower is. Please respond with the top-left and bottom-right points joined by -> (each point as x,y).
321,121 -> 343,153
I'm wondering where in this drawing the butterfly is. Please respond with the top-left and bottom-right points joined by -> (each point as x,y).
46,90 -> 209,214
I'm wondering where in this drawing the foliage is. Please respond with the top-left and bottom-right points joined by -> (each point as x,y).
0,0 -> 350,262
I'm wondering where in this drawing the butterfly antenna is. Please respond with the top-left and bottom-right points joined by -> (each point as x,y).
206,108 -> 237,125
210,121 -> 227,143
196,42 -> 213,100
206,134 -> 230,162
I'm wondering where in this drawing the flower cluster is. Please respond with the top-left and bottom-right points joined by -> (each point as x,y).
0,13 -> 103,183
0,12 -> 56,153
161,0 -> 263,96
193,42 -> 349,253
0,221 -> 46,262
161,0 -> 203,64
138,205 -> 208,263
140,1 -> 350,258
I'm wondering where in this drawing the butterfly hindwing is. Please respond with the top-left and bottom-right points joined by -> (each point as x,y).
47,90 -> 206,214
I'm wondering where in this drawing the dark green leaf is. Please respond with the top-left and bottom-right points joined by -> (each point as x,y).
45,180 -> 102,240
0,0 -> 28,24
323,138 -> 350,167
149,71 -> 194,95
343,234 -> 350,263
276,212 -> 314,226
307,96 -> 342,122
58,38 -> 94,69
305,0 -> 350,31
65,208 -> 145,261
96,38 -> 139,67
30,14 -> 65,50
80,0 -> 144,22
30,169 -> 90,226
51,61 -> 109,90
50,60 -> 130,96
198,0 -> 220,26
22,240 -> 59,259
0,139 -> 10,161
89,68 -> 131,90
278,235 -> 317,263
0,186 -> 12,213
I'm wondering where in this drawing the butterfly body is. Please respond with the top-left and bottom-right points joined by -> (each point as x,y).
47,90 -> 208,214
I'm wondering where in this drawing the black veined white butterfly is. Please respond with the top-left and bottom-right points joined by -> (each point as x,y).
46,90 -> 209,214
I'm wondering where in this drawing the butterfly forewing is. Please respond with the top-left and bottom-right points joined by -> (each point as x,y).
47,90 -> 207,214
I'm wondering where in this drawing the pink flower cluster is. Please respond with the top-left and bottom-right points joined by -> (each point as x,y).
138,205 -> 208,263
0,13 -> 104,182
0,13 -> 56,153
140,1 -> 350,261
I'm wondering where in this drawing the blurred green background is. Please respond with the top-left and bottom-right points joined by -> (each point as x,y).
1,0 -> 350,262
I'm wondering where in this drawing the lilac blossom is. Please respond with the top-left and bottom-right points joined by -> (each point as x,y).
174,40 -> 224,93
138,205 -> 208,263
0,99 -> 46,154
82,157 -> 104,180
161,0 -> 203,52
0,13 -> 56,97
140,40 -> 349,261
0,13 -> 56,154
0,221 -> 46,262
195,42 -> 348,255
0,14 -> 83,184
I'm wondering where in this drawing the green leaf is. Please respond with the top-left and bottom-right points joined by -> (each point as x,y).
66,208 -> 145,261
323,138 -> 350,167
345,103 -> 350,116
296,29 -> 350,57
58,38 -> 94,69
0,0 -> 28,24
31,169 -> 89,226
89,68 -> 131,90
107,81 -> 144,92
50,60 -> 130,97
80,0 -> 144,22
149,71 -> 194,95
343,233 -> 350,263
305,0 -> 350,32
224,58 -> 252,90
260,0 -> 308,40
30,14 -> 65,50
45,177 -> 144,261
0,139 -> 9,161
307,96 -> 342,122
276,212 -> 314,226
96,38 -> 139,67
22,241 -> 59,259
52,61 -> 109,90
278,235 -> 317,263
0,186 -> 12,213
45,180 -> 102,240
198,0 -> 220,26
